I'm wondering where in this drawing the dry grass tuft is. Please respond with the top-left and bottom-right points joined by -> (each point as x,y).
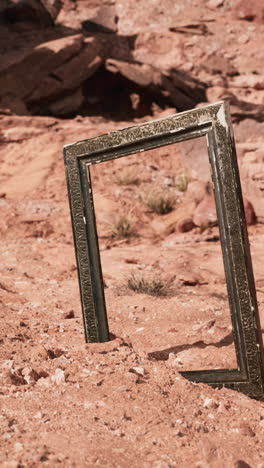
141,189 -> 176,215
113,167 -> 140,186
174,171 -> 191,192
110,216 -> 135,239
127,273 -> 174,296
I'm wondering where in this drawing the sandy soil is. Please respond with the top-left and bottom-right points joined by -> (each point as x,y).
0,113 -> 264,468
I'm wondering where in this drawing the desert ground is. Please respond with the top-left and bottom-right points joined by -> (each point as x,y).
1,0 -> 264,467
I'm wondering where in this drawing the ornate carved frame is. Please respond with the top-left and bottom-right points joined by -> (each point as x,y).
64,101 -> 264,398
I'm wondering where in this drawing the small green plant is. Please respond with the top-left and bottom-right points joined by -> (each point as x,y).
141,189 -> 176,215
174,171 -> 190,192
127,273 -> 173,296
113,167 -> 140,186
110,216 -> 134,239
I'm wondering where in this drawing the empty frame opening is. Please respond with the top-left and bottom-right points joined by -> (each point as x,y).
89,137 -> 238,371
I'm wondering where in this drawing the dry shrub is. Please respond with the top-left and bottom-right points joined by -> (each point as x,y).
127,273 -> 174,296
141,188 -> 176,215
174,171 -> 191,192
110,215 -> 135,239
113,167 -> 140,186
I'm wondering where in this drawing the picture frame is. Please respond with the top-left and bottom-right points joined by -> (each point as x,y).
64,101 -> 264,398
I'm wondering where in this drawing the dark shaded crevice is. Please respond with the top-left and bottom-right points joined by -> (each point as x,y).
28,63 -> 208,121
80,66 -> 168,120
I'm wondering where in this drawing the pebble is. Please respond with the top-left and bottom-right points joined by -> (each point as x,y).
21,367 -> 39,384
63,310 -> 75,319
203,398 -> 219,408
1,360 -> 14,370
129,366 -> 145,377
207,0 -> 224,9
231,422 -> 255,437
51,368 -> 66,385
14,442 -> 23,452
30,344 -> 49,361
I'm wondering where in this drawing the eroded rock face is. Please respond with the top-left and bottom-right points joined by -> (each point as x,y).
0,34 -> 103,116
0,31 -> 206,117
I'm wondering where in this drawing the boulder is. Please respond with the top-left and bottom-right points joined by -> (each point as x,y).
185,180 -> 208,205
106,58 -> 153,87
0,35 -> 102,116
151,201 -> 196,236
176,217 -> 195,233
28,42 -> 102,107
193,189 -> 257,227
48,88 -> 84,116
193,194 -> 217,228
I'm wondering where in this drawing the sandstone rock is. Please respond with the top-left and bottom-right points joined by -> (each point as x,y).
105,58 -> 205,112
106,58 -> 153,87
185,180 -> 208,205
86,337 -> 125,354
51,368 -> 66,385
193,195 -> 217,228
201,52 -> 238,77
176,217 -> 195,233
203,397 -> 219,409
207,0 -> 224,8
0,35 -> 102,116
48,88 -> 84,116
21,367 -> 40,384
28,38 -> 102,104
129,367 -> 146,377
178,272 -> 207,286
0,34 -> 82,105
230,99 -> 264,122
151,201 -> 196,236
206,86 -> 233,102
230,75 -> 264,90
6,371 -> 27,386
231,422 -> 255,437
30,344 -> 49,361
